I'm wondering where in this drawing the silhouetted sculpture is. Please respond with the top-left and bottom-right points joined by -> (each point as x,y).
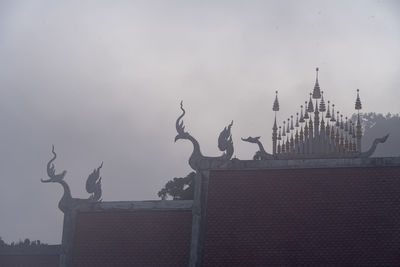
175,101 -> 234,171
41,146 -> 103,212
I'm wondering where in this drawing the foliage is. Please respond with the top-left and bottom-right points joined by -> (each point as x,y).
351,112 -> 400,157
0,237 -> 47,248
158,172 -> 195,200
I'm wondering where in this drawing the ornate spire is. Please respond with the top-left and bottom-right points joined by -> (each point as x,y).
326,121 -> 330,138
299,106 -> 305,123
286,136 -> 290,152
307,93 -> 314,112
272,91 -> 279,155
312,67 -> 321,99
273,90 -> 280,111
248,69 -> 389,160
290,134 -> 294,151
326,100 -> 331,118
335,127 -> 340,149
340,114 -> 344,130
282,121 -> 286,137
319,91 -> 326,112
300,125 -> 304,142
290,116 -> 294,130
287,118 -> 290,133
355,89 -> 363,152
304,121 -> 309,138
349,121 -> 353,136
304,101 -> 310,119
320,116 -> 325,132
278,126 -> 282,140
340,130 -> 344,152
355,89 -> 362,111
336,111 -> 340,127
330,104 -> 336,122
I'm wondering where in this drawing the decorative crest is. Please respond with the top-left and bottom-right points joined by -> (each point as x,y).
175,101 -> 234,170
41,146 -> 104,213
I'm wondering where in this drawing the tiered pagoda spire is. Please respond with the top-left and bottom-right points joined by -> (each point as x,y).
271,68 -> 370,159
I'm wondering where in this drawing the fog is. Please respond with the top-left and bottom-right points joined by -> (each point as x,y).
0,0 -> 399,244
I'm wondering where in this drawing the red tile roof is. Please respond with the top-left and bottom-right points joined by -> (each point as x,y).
72,210 -> 192,267
202,166 -> 400,266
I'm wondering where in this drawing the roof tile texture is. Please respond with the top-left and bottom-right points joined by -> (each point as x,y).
0,255 -> 59,267
202,166 -> 400,266
72,210 -> 192,267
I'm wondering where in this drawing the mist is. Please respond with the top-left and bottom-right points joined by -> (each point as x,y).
0,0 -> 399,244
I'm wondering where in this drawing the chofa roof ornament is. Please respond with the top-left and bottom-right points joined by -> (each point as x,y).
175,101 -> 234,171
243,68 -> 388,160
41,145 -> 103,213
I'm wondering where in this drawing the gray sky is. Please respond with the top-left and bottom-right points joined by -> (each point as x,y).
0,0 -> 399,244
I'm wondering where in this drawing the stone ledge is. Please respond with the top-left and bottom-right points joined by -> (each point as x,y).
74,200 -> 193,212
0,245 -> 61,255
217,156 -> 400,170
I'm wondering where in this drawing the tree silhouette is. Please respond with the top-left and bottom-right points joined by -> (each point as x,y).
0,237 -> 47,248
352,112 -> 400,157
158,172 -> 195,200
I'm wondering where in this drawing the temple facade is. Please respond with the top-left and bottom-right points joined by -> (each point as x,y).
32,68 -> 399,267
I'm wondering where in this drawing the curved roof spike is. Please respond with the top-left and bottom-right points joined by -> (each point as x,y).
295,112 -> 299,127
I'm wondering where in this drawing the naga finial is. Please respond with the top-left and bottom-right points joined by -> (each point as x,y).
175,101 -> 188,141
174,102 -> 235,170
41,145 -> 67,183
42,146 -> 104,212
86,162 -> 103,202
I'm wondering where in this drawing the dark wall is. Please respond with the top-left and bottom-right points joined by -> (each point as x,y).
0,255 -> 59,267
72,210 -> 192,267
0,246 -> 60,267
202,167 -> 400,266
